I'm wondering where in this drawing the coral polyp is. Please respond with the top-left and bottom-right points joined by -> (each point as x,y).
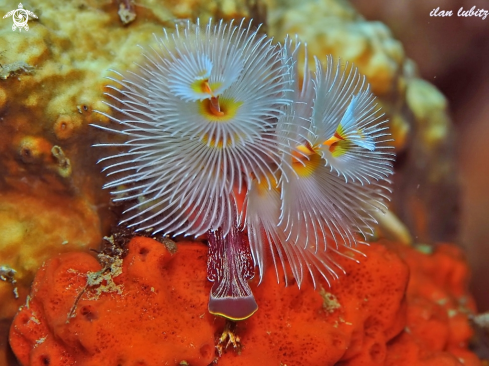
93,19 -> 395,320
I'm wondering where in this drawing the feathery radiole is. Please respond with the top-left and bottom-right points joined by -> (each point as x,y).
92,19 -> 395,321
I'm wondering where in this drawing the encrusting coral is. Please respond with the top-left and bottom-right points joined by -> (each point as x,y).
385,242 -> 482,366
9,237 -> 481,366
0,190 -> 101,364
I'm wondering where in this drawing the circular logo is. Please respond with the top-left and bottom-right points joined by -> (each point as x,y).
3,3 -> 38,32
12,8 -> 28,28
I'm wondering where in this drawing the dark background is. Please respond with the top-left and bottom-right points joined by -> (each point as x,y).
351,0 -> 489,312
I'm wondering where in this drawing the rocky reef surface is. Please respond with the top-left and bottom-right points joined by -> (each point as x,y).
9,237 -> 480,366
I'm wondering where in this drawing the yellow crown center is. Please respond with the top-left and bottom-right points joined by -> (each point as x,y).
292,145 -> 322,178
199,97 -> 242,121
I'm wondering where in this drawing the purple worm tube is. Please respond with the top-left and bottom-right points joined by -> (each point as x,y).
207,226 -> 258,321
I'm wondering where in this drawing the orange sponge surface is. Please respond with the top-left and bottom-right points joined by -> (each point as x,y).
9,237 -> 481,366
